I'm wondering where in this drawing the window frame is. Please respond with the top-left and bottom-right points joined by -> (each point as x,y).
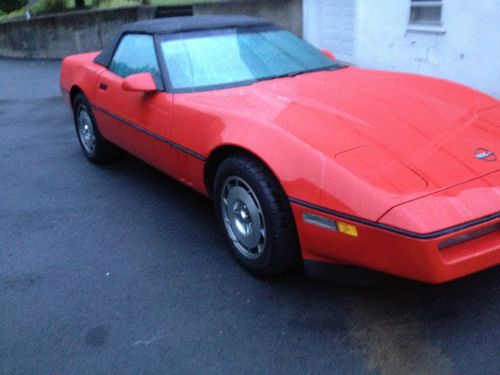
104,28 -> 343,95
155,26 -> 342,94
408,0 -> 446,33
107,32 -> 166,91
154,33 -> 174,94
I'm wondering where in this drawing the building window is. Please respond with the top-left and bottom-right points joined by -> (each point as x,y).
409,0 -> 443,26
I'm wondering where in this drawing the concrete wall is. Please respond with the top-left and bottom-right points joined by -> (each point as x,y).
0,7 -> 159,59
0,1 -> 302,59
194,0 -> 302,36
355,0 -> 500,98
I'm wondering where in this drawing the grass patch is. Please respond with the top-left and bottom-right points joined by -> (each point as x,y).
0,0 -> 219,21
151,0 -> 219,4
93,0 -> 141,9
95,0 -> 220,9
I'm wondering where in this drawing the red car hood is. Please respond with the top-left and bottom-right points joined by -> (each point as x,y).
251,67 -> 499,190
189,67 -> 500,224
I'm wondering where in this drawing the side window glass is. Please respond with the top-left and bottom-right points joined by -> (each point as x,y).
109,34 -> 160,79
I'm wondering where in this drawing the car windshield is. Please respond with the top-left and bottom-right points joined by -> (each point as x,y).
159,27 -> 341,92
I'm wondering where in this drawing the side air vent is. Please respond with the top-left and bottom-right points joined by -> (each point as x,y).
438,223 -> 499,250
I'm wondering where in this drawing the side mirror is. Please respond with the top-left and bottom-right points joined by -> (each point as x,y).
321,49 -> 336,61
122,72 -> 157,92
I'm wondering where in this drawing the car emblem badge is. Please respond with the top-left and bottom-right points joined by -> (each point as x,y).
473,148 -> 496,161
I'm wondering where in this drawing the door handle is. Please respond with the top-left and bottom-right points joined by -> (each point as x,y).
99,82 -> 108,91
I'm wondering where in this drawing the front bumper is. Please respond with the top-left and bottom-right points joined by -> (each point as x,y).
291,201 -> 500,283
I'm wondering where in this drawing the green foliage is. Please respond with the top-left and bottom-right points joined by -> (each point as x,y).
28,0 -> 93,14
0,0 -> 219,20
93,0 -> 141,9
150,0 -> 219,4
30,0 -> 67,13
43,0 -> 66,11
0,0 -> 28,13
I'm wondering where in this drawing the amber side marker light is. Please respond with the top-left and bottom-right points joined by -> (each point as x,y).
303,212 -> 359,237
438,223 -> 499,250
337,221 -> 359,237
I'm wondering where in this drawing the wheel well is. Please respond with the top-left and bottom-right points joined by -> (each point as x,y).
204,146 -> 278,197
70,86 -> 84,106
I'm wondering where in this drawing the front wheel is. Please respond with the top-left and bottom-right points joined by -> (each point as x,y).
213,154 -> 301,276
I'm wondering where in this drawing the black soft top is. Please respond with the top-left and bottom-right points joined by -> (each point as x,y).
94,15 -> 274,67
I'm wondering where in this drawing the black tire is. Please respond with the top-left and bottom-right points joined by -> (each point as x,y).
72,93 -> 114,163
213,154 -> 301,276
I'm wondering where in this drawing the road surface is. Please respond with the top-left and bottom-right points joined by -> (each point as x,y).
0,58 -> 498,375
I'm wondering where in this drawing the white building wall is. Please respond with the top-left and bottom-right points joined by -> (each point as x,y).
303,0 -> 356,62
355,0 -> 500,98
304,0 -> 500,98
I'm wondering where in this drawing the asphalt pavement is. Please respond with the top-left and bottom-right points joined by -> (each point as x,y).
0,58 -> 499,375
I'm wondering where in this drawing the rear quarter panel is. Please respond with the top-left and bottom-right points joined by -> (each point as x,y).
60,52 -> 104,105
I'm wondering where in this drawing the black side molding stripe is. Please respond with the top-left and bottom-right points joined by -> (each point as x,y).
289,197 -> 500,239
91,104 -> 206,161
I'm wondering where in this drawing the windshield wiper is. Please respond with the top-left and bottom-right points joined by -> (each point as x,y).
255,65 -> 343,83
254,71 -> 299,82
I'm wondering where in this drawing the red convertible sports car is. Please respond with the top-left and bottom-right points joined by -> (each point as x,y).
60,16 -> 499,283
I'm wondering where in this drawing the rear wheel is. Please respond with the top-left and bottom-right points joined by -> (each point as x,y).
213,154 -> 301,276
73,93 -> 114,163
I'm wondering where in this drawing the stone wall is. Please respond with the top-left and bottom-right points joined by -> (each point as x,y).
0,7 -> 154,59
0,1 -> 302,59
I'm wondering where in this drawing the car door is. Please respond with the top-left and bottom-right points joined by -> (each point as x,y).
92,33 -> 176,177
